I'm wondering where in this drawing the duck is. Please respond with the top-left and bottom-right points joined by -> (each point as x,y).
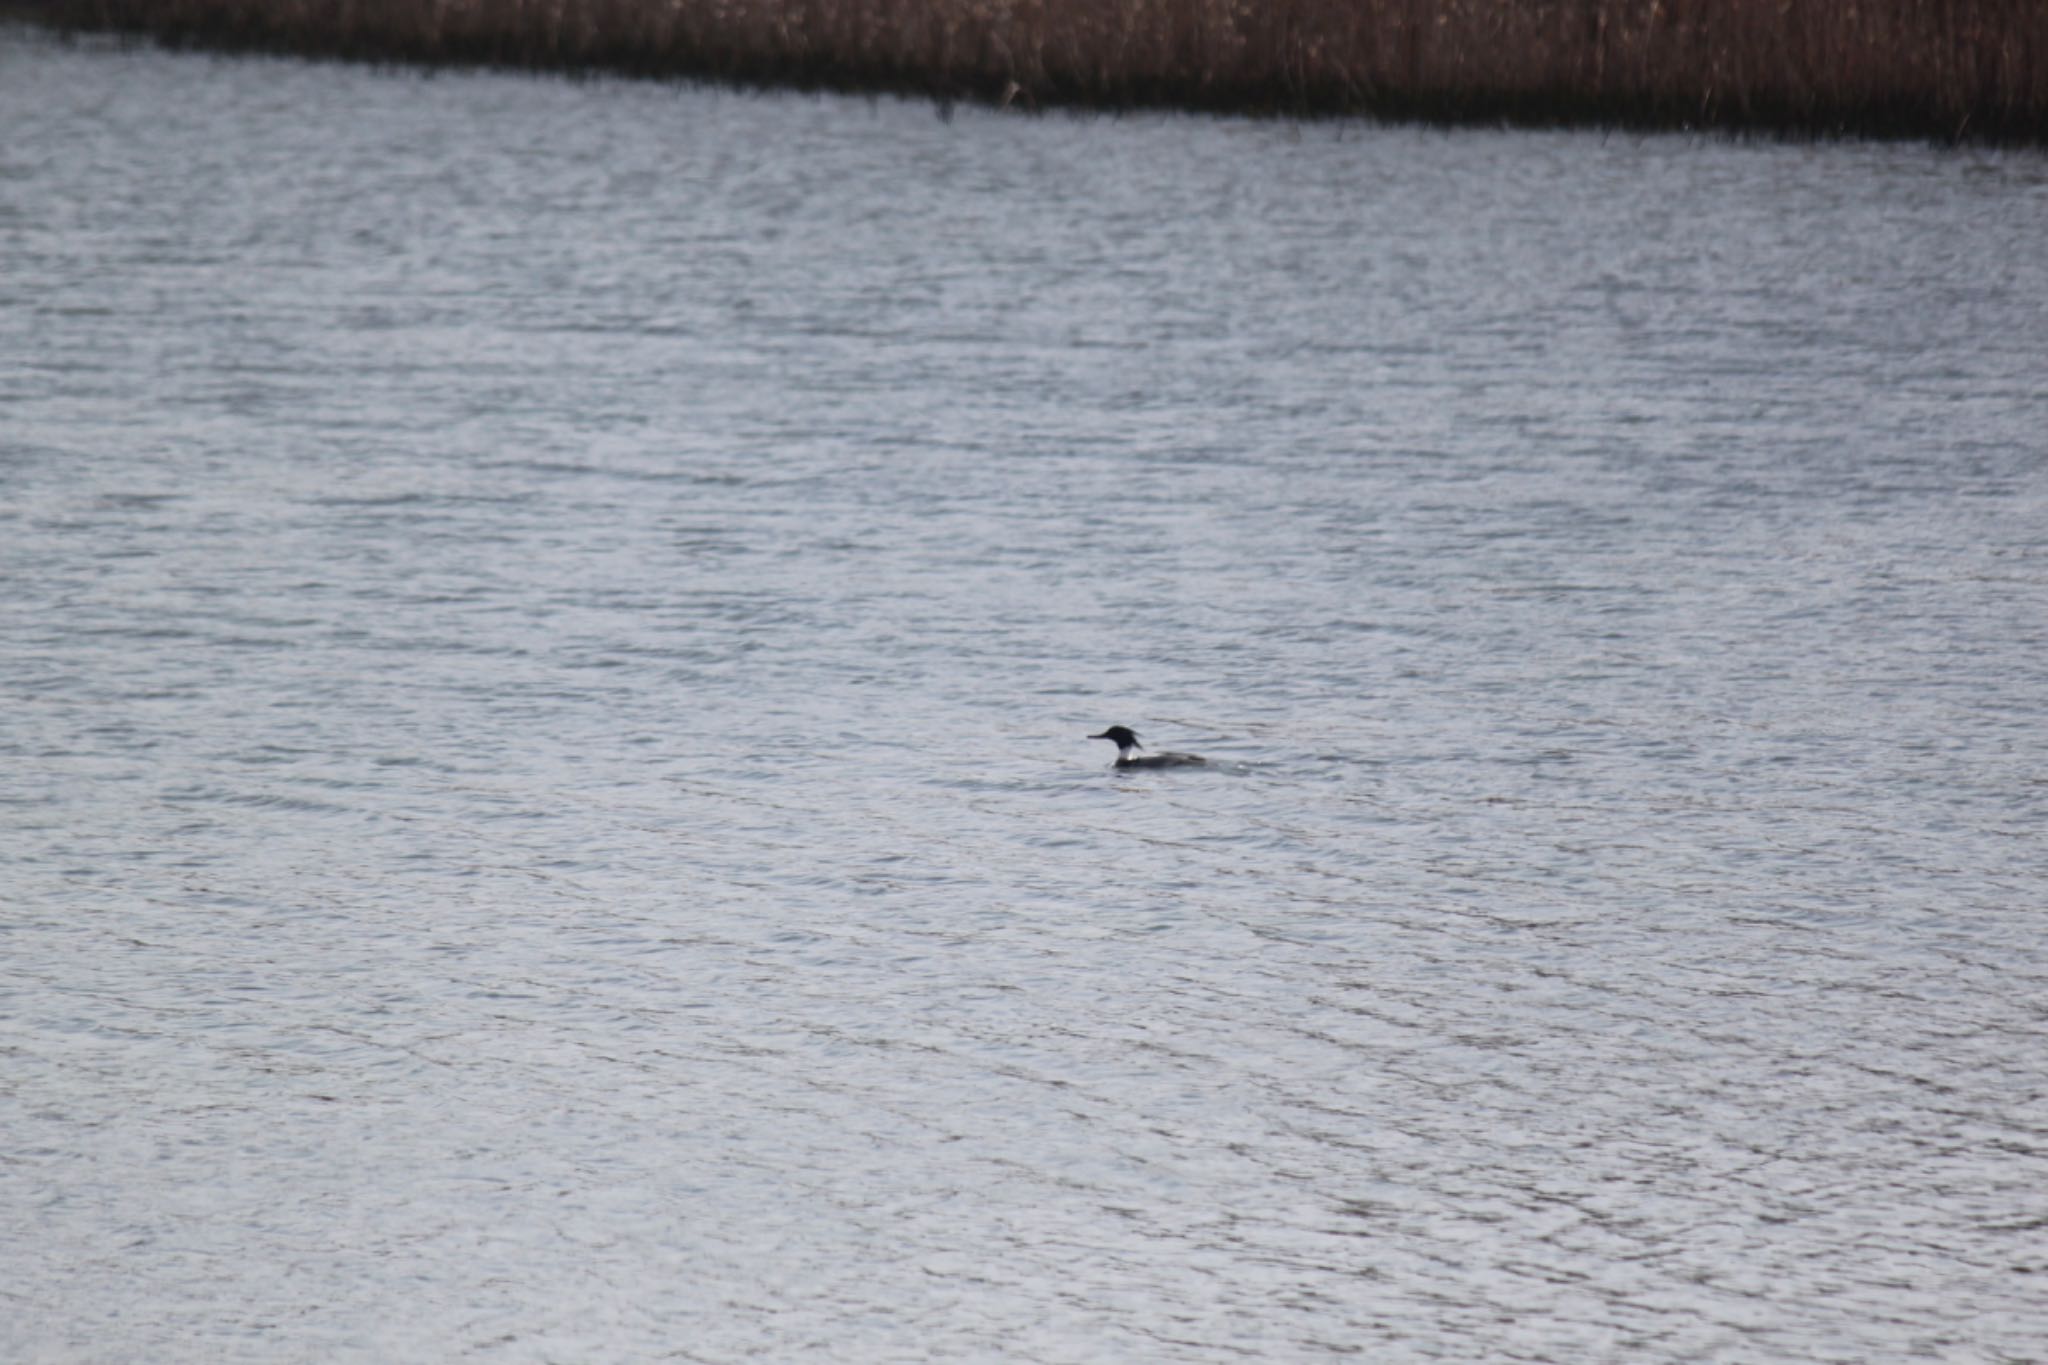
1089,725 -> 1208,770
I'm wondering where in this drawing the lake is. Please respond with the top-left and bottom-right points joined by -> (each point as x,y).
3,26 -> 2046,1363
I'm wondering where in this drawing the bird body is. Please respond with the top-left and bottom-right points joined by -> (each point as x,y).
1089,725 -> 1208,769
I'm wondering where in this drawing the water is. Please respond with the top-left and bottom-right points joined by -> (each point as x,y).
5,27 -> 2047,1363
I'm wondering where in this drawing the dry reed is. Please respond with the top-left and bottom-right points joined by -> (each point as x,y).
19,0 -> 2048,141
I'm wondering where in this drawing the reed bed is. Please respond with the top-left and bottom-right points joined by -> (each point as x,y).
22,0 -> 2048,141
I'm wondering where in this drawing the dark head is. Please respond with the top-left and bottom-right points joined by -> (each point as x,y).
1090,725 -> 1142,752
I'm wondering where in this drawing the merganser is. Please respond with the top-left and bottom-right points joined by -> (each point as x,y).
1089,725 -> 1208,769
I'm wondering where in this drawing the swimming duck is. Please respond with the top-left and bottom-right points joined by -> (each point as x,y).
1090,725 -> 1208,770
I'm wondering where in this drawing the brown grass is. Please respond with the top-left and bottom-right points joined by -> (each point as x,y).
21,0 -> 2048,141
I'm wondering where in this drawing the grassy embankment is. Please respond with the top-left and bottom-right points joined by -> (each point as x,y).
20,0 -> 2048,141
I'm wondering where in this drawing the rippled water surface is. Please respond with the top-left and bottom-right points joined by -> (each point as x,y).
5,28 -> 2048,1363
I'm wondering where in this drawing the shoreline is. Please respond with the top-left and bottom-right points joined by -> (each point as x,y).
13,1 -> 2048,143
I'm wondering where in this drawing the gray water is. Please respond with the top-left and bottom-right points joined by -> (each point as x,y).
4,27 -> 2048,1363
